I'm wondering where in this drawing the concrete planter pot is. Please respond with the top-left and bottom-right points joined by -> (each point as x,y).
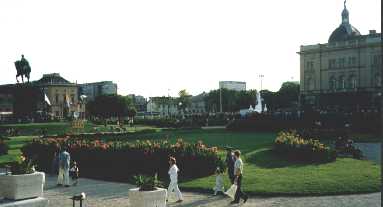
0,172 -> 45,200
128,187 -> 167,207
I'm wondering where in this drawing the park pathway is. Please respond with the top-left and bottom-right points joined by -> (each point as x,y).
42,175 -> 381,207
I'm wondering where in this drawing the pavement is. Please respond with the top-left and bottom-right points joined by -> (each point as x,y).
41,175 -> 381,207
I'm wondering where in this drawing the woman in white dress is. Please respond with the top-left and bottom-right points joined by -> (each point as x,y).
167,157 -> 183,203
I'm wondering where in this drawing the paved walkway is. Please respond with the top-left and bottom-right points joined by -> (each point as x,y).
42,175 -> 381,207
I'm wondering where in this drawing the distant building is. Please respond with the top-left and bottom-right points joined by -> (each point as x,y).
147,97 -> 179,117
0,86 -> 14,119
190,92 -> 207,114
219,81 -> 246,91
79,81 -> 117,101
128,94 -> 147,112
36,73 -> 85,119
298,2 -> 381,111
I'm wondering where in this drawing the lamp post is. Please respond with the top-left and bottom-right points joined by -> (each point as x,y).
258,74 -> 264,91
219,83 -> 223,113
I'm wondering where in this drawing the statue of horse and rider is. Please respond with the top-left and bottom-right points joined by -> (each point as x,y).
14,54 -> 31,83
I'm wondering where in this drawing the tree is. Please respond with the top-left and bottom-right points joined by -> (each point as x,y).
177,89 -> 191,114
204,89 -> 257,112
276,81 -> 300,109
86,95 -> 133,121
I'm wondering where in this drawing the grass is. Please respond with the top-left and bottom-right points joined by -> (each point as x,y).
0,136 -> 35,166
0,125 -> 380,196
0,122 -> 161,136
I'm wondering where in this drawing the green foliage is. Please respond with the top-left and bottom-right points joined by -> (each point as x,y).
9,155 -> 35,175
274,131 -> 337,163
204,88 -> 257,112
133,173 -> 163,191
87,95 -> 134,119
261,81 -> 300,110
22,138 -> 222,180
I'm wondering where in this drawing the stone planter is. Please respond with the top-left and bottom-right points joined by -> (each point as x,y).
128,187 -> 167,207
0,172 -> 45,200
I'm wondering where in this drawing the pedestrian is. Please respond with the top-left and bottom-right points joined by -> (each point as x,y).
70,161 -> 79,186
213,167 -> 224,195
51,147 -> 59,175
231,150 -> 248,204
167,157 -> 183,203
225,147 -> 235,184
57,146 -> 71,187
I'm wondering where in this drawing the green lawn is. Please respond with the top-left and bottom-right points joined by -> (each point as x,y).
123,129 -> 381,196
0,136 -> 35,166
0,127 -> 380,196
0,122 -> 161,136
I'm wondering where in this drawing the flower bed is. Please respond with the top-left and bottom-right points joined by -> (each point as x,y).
21,138 -> 224,181
274,131 -> 337,163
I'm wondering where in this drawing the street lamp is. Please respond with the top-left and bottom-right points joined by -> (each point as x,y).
258,74 -> 264,91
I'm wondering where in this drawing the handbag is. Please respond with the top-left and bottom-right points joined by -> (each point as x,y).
224,184 -> 237,199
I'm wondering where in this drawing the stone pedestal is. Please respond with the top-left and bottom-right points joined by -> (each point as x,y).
128,188 -> 167,207
0,197 -> 48,207
0,172 -> 45,200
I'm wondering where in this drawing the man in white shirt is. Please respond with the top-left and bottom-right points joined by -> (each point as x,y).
167,157 -> 183,203
231,150 -> 248,204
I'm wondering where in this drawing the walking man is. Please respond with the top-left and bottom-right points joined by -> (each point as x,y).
225,147 -> 235,184
231,150 -> 248,204
57,146 -> 71,187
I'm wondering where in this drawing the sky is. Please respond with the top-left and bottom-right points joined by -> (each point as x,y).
0,0 -> 381,98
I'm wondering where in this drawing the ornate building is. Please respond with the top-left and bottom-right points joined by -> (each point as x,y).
298,2 -> 382,111
36,73 -> 85,119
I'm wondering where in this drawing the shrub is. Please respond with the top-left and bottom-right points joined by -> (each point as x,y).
0,139 -> 9,155
133,174 -> 163,191
274,131 -> 337,163
22,138 -> 224,181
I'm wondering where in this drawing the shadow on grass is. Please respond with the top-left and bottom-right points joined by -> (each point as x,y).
246,148 -> 323,169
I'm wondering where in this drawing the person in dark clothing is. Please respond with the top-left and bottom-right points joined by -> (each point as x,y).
231,150 -> 248,204
225,147 -> 235,184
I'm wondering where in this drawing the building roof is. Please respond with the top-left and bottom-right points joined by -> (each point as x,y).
329,24 -> 361,43
328,2 -> 361,43
35,73 -> 74,86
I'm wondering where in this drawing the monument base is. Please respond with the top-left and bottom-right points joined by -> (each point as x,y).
0,197 -> 48,207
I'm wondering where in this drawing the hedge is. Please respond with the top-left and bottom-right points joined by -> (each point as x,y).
21,138 -> 225,181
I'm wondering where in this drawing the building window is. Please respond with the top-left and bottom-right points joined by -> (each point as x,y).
329,59 -> 336,69
351,57 -> 356,66
376,74 -> 382,87
306,61 -> 314,71
338,76 -> 345,89
348,76 -> 357,89
55,94 -> 59,103
306,78 -> 315,91
329,76 -> 336,90
71,94 -> 75,103
339,58 -> 345,68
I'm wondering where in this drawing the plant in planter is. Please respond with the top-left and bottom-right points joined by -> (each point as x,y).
0,155 -> 45,200
128,173 -> 167,207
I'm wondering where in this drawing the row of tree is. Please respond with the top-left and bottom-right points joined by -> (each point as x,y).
261,81 -> 300,111
86,95 -> 136,120
86,82 -> 300,119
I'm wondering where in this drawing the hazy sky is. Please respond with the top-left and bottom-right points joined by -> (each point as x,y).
0,0 -> 381,98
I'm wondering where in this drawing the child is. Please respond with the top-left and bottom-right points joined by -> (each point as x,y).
213,167 -> 225,195
70,161 -> 79,186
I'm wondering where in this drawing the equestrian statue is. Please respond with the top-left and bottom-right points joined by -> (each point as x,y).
14,54 -> 31,83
